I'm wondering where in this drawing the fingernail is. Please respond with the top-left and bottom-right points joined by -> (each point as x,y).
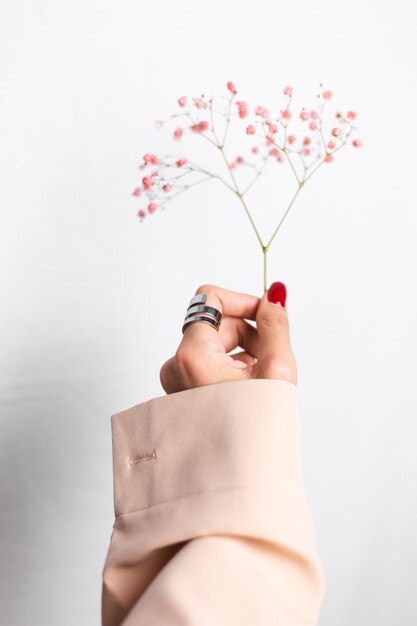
267,282 -> 287,307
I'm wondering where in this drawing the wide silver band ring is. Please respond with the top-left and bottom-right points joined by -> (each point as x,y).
182,293 -> 222,334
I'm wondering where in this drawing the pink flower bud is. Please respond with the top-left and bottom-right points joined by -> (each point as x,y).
322,90 -> 333,100
176,159 -> 187,167
352,139 -> 363,147
143,153 -> 159,165
191,121 -> 209,132
309,110 -> 319,120
324,154 -> 334,163
347,111 -> 357,120
288,135 -> 296,145
163,184 -> 171,192
246,125 -> 256,135
178,96 -> 187,107
236,101 -> 248,119
148,202 -> 158,214
138,209 -> 146,220
283,86 -> 293,96
300,110 -> 309,121
142,176 -> 153,190
268,124 -> 278,134
303,136 -> 311,145
281,109 -> 291,120
194,98 -> 206,109
327,140 -> 336,150
227,81 -> 237,95
173,127 -> 183,140
255,105 -> 269,118
269,148 -> 279,157
309,122 -> 318,131
251,146 -> 259,154
331,127 -> 341,137
132,188 -> 141,197
236,156 -> 244,164
301,147 -> 310,156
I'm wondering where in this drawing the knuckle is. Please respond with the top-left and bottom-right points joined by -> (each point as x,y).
263,309 -> 289,329
259,354 -> 296,383
175,345 -> 190,369
195,283 -> 214,295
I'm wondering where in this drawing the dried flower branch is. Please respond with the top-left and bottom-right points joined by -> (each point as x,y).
133,82 -> 362,292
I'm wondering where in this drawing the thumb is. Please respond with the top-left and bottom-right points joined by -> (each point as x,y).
255,281 -> 297,383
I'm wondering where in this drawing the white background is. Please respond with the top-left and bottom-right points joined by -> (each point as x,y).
1,0 -> 416,624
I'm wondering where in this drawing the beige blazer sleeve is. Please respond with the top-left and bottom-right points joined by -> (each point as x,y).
101,378 -> 325,626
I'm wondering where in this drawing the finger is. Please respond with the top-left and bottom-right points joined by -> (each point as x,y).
195,284 -> 260,320
182,283 -> 261,346
218,317 -> 260,356
229,351 -> 257,367
256,283 -> 292,358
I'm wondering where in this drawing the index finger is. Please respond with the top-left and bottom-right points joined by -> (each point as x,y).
193,284 -> 260,321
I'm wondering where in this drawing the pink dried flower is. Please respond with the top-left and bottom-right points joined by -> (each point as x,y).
236,101 -> 248,119
143,153 -> 159,165
194,98 -> 206,109
227,81 -> 237,95
142,176 -> 153,190
191,120 -> 209,132
255,105 -> 269,118
173,127 -> 183,140
134,82 -> 361,292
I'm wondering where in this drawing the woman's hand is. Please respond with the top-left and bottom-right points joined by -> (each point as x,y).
159,282 -> 297,394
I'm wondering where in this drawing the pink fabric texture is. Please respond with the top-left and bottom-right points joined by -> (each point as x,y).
101,378 -> 325,625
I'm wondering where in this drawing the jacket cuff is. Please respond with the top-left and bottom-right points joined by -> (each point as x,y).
103,378 -> 324,626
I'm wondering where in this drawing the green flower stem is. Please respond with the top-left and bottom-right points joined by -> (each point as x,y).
263,245 -> 268,293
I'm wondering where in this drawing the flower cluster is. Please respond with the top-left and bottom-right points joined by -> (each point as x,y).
133,81 -> 361,223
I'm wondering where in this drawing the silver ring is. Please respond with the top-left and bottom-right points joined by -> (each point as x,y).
182,293 -> 222,334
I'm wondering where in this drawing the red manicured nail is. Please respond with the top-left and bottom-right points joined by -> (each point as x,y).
267,282 -> 287,307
